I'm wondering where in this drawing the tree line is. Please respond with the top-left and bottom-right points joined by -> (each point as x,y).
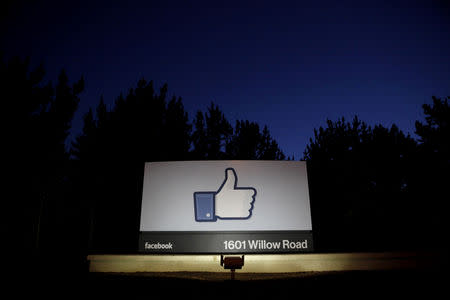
2,56 -> 448,258
304,107 -> 449,251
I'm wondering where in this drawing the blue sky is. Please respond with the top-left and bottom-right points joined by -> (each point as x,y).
2,0 -> 449,158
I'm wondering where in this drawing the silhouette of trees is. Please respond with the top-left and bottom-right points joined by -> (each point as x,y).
415,96 -> 450,151
2,56 -> 83,256
190,103 -> 285,160
71,79 -> 193,252
8,54 -> 447,254
226,120 -> 285,160
72,80 -> 192,163
191,103 -> 233,159
413,96 -> 450,250
303,117 -> 418,251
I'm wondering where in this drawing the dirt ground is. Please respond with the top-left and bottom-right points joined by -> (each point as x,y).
9,268 -> 447,299
85,270 -> 446,299
109,270 -> 325,281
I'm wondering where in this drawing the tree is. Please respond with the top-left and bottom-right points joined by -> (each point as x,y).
71,80 -> 192,252
191,102 -> 232,159
164,96 -> 192,160
191,111 -> 208,159
1,56 -> 83,255
191,103 -> 285,160
303,117 -> 417,251
414,96 -> 449,249
415,96 -> 449,160
226,120 -> 285,160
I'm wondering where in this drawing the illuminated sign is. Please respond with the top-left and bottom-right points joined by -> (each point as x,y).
139,161 -> 313,253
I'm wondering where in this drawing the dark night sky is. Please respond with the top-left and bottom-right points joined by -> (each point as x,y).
2,0 -> 449,158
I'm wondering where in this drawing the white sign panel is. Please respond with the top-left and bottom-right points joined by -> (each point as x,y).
139,161 -> 313,253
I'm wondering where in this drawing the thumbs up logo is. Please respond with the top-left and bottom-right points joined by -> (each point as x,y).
194,168 -> 257,222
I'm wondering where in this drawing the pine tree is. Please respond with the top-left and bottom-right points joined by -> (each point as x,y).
1,57 -> 83,254
192,102 -> 232,159
226,121 -> 285,160
303,116 -> 417,251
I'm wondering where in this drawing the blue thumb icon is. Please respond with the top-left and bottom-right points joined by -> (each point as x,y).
194,168 -> 256,222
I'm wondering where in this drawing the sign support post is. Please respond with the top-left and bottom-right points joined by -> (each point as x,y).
221,255 -> 245,280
